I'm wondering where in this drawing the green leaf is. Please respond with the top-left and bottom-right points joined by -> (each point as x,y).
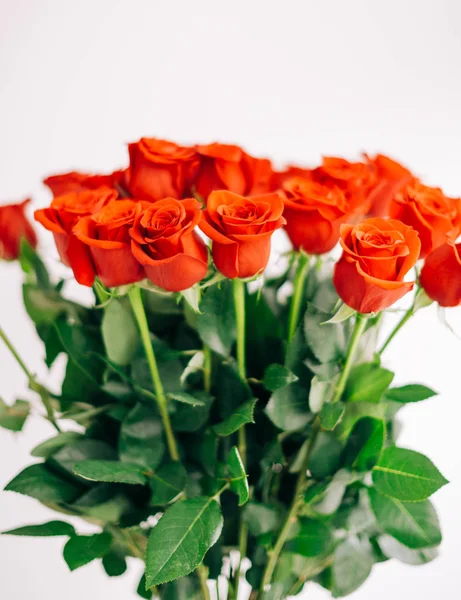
180,351 -> 205,386
309,375 -> 334,413
215,360 -> 252,418
149,462 -> 187,505
171,392 -> 213,432
145,496 -> 223,587
308,432 -> 342,479
63,532 -> 112,571
320,402 -> 345,431
102,551 -> 127,576
372,447 -> 448,502
213,398 -> 256,436
227,446 -> 249,506
169,392 -> 206,407
4,464 -> 83,503
137,573 -> 152,599
265,384 -> 310,432
288,519 -> 334,557
196,281 -> 236,356
332,537 -> 374,597
321,302 -> 355,324
377,534 -> 438,565
180,286 -> 202,313
243,502 -> 282,536
2,520 -> 75,537
262,364 -> 298,392
50,439 -> 117,476
73,460 -> 148,485
0,398 -> 30,432
19,238 -> 51,287
309,470 -> 358,516
344,363 -> 394,403
119,403 -> 164,471
385,384 -> 437,403
369,488 -> 442,549
101,298 -> 139,366
31,432 -> 83,458
343,417 -> 386,471
304,310 -> 345,364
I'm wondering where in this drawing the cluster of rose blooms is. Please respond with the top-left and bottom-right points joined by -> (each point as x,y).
1,138 -> 461,313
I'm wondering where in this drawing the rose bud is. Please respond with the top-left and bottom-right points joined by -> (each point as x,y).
282,177 -> 348,254
420,242 -> 461,307
366,154 -> 414,218
312,156 -> 377,215
0,199 -> 37,260
199,190 -> 285,279
44,170 -> 127,197
34,189 -> 116,286
194,143 -> 274,200
390,182 -> 461,258
73,199 -> 147,288
126,138 -> 199,201
130,198 -> 208,292
333,217 -> 421,314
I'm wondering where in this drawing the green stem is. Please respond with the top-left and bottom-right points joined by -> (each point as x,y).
330,313 -> 368,404
378,307 -> 413,356
287,253 -> 310,344
196,564 -> 210,600
203,345 -> 212,393
232,278 -> 248,598
128,286 -> 180,461
259,418 -> 321,594
0,325 -> 60,431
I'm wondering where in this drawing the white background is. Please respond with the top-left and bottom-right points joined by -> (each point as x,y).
1,1 -> 461,598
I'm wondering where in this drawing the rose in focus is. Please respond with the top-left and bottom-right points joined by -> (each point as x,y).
333,217 -> 421,313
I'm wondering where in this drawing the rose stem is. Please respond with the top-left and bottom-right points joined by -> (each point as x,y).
0,324 -> 60,432
232,277 -> 248,598
203,344 -> 212,393
287,252 -> 310,344
128,286 -> 180,461
378,306 -> 414,356
259,416 -> 321,594
330,312 -> 368,404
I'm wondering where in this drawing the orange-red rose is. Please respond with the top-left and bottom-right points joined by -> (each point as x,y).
127,138 -> 199,201
130,198 -> 208,292
390,182 -> 461,258
73,199 -> 147,288
199,190 -> 285,279
420,242 -> 461,307
281,177 -> 348,254
194,143 -> 274,200
0,199 -> 37,260
333,218 -> 421,314
34,189 -> 116,286
366,154 -> 414,217
44,170 -> 126,197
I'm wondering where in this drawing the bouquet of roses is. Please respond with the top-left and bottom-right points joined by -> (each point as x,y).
1,139 -> 458,600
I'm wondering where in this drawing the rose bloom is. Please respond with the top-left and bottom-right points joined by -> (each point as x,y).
0,199 -> 37,260
199,190 -> 285,279
130,198 -> 208,292
34,189 -> 116,285
333,218 -> 420,314
312,156 -> 377,215
73,199 -> 147,288
420,242 -> 461,307
366,154 -> 414,218
272,165 -> 313,190
126,138 -> 199,201
281,177 -> 348,254
44,170 -> 126,197
194,143 -> 274,200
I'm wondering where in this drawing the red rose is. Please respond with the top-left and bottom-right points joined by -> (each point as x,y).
130,198 -> 208,292
333,218 -> 420,314
126,138 -> 199,201
390,182 -> 461,258
73,199 -> 147,288
199,190 -> 285,279
34,189 -> 116,286
312,156 -> 377,215
282,177 -> 348,254
366,154 -> 414,217
420,242 -> 461,307
0,199 -> 37,260
272,165 -> 312,190
44,170 -> 126,197
194,143 -> 274,200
